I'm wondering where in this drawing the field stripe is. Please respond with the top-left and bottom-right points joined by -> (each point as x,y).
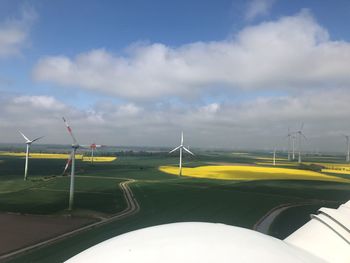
0,179 -> 140,261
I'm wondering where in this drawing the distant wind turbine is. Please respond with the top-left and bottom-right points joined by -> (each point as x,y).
287,128 -> 292,161
287,128 -> 297,161
62,117 -> 80,210
292,135 -> 296,160
19,131 -> 44,181
344,135 -> 350,162
169,132 -> 194,176
296,123 -> 307,164
81,143 -> 102,165
273,148 -> 276,166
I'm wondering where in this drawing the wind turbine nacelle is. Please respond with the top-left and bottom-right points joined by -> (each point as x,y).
65,222 -> 323,263
66,201 -> 350,263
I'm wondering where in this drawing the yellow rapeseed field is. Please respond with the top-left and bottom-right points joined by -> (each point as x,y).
303,162 -> 350,175
82,157 -> 117,162
322,169 -> 350,175
159,165 -> 349,183
0,152 -> 78,159
0,152 -> 116,162
254,162 -> 298,167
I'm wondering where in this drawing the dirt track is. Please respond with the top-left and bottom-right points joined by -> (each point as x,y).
253,200 -> 339,235
0,213 -> 95,256
0,179 -> 139,261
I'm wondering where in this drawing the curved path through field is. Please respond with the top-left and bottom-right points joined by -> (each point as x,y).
0,179 -> 140,261
253,201 -> 339,234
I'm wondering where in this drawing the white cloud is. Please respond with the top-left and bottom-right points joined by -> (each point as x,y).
0,5 -> 37,58
245,0 -> 276,21
199,103 -> 220,114
13,95 -> 66,110
33,11 -> 350,100
1,90 -> 350,152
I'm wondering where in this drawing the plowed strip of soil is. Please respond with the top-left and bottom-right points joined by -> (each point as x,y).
0,213 -> 95,256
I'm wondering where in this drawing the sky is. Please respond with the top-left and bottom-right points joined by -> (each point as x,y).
1,0 -> 350,152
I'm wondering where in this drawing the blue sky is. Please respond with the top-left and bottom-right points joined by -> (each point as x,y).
1,0 -> 350,151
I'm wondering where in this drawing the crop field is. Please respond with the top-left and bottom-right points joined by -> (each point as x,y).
0,152 -> 117,162
0,150 -> 350,262
159,165 -> 350,183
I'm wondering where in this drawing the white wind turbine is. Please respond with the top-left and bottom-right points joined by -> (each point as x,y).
272,148 -> 276,166
287,128 -> 294,161
291,135 -> 296,160
19,131 -> 44,181
82,143 -> 102,165
62,117 -> 80,210
287,128 -> 297,161
344,135 -> 350,162
296,123 -> 307,164
169,132 -> 194,176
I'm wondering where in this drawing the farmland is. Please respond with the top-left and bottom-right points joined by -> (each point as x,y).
159,164 -> 350,183
0,149 -> 350,262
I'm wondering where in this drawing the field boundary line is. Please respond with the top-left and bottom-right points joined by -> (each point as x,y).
0,179 -> 140,262
253,200 -> 341,234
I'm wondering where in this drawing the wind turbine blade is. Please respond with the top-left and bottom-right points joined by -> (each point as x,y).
19,131 -> 30,142
32,136 -> 45,142
181,132 -> 183,145
63,151 -> 73,175
183,147 -> 194,156
62,117 -> 78,145
169,145 -> 181,154
301,132 -> 307,140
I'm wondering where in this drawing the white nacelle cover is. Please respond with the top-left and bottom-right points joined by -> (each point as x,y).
66,222 -> 325,263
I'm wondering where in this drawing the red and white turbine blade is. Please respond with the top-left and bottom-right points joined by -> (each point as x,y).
63,151 -> 73,175
62,117 -> 78,145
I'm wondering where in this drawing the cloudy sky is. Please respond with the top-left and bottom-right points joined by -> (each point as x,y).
1,0 -> 350,152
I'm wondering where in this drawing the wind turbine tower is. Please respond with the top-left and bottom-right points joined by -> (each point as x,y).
273,148 -> 276,166
169,132 -> 194,176
296,123 -> 307,164
344,135 -> 350,162
88,143 -> 101,165
287,128 -> 292,161
19,131 -> 44,181
291,135 -> 296,160
63,117 -> 80,210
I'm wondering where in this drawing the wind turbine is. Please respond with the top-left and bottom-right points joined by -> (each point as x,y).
287,128 -> 292,161
344,135 -> 350,162
169,132 -> 194,176
296,123 -> 307,164
62,117 -> 80,210
81,143 -> 102,165
287,127 -> 297,161
272,148 -> 276,166
19,131 -> 44,181
291,135 -> 296,160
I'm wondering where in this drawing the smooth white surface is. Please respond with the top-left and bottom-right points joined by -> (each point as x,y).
285,201 -> 350,263
66,222 -> 325,263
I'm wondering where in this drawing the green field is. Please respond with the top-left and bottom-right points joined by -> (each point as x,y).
1,150 -> 350,262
